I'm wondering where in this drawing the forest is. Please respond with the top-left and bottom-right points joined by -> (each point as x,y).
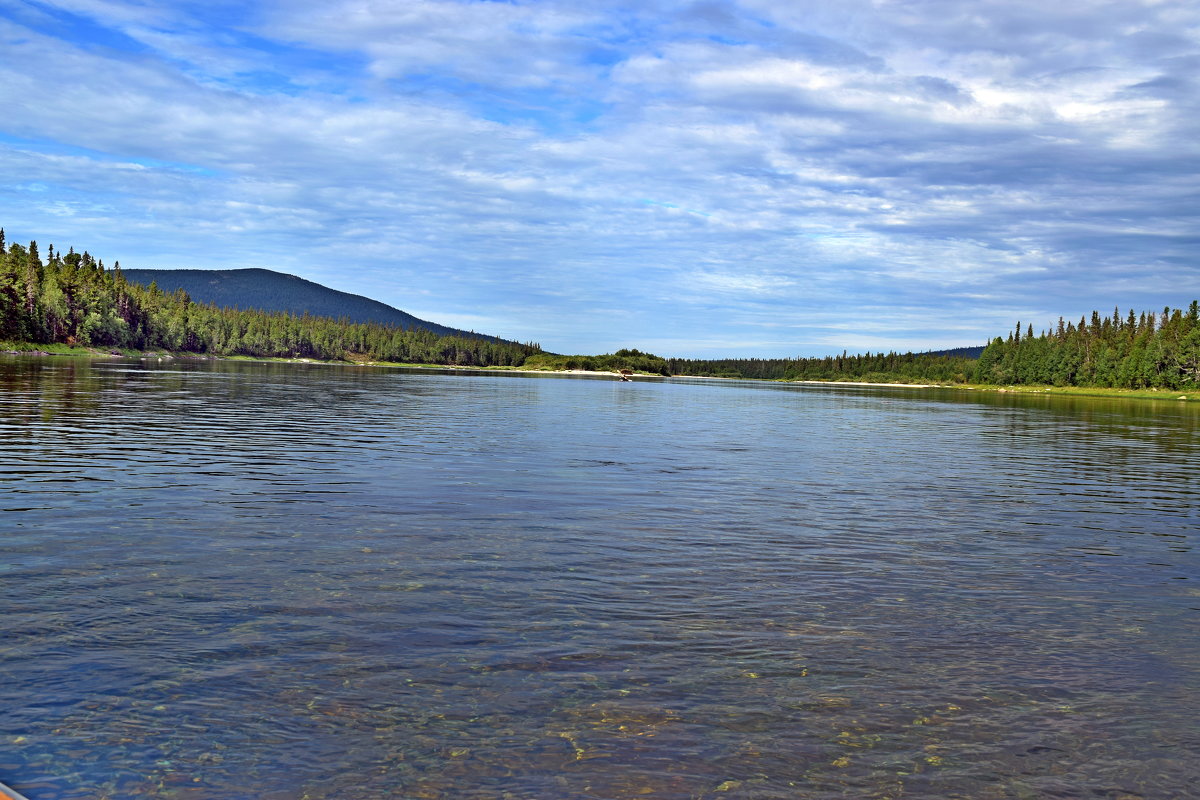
0,231 -> 539,368
668,308 -> 1200,389
667,351 -> 976,383
3,229 -> 1200,389
524,349 -> 672,375
974,308 -> 1200,389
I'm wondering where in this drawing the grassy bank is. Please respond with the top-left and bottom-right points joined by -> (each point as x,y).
4,343 -> 1196,401
0,342 -> 523,371
0,343 -> 612,375
0,341 -> 166,358
960,383 -> 1195,401
780,376 -> 1196,401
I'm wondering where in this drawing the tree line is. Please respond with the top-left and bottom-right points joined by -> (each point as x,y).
669,305 -> 1200,389
0,229 -> 539,367
4,228 -> 1199,388
524,349 -> 671,375
975,305 -> 1200,389
666,351 -> 976,383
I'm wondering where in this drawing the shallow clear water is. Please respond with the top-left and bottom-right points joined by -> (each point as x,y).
1,356 -> 1198,799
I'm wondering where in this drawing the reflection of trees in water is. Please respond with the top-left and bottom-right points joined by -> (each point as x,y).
971,391 -> 1200,480
0,357 -> 104,430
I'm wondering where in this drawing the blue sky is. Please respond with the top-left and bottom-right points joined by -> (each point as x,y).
1,0 -> 1197,356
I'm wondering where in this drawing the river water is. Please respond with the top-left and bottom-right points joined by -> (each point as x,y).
1,356 -> 1197,799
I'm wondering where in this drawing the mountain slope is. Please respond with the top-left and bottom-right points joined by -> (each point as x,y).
922,345 -> 985,358
120,268 -> 502,342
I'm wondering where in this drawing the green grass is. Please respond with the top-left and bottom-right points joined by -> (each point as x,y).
779,376 -> 1196,401
1,340 -> 96,355
0,345 -> 521,371
958,383 -> 1196,401
1,340 -> 178,358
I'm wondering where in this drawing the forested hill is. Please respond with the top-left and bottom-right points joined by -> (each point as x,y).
120,267 -> 502,343
0,231 -> 540,367
923,345 -> 985,359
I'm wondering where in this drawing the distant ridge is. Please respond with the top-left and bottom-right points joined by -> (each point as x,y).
923,345 -> 985,359
121,268 -> 507,343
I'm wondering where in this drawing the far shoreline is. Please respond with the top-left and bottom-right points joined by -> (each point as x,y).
2,345 -> 1195,403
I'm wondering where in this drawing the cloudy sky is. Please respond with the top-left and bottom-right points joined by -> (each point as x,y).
0,0 -> 1197,356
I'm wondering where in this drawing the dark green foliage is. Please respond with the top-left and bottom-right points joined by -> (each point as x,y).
672,305 -> 1200,388
667,351 -> 976,384
525,348 -> 671,375
973,308 -> 1200,389
120,267 -> 510,343
0,233 -> 540,367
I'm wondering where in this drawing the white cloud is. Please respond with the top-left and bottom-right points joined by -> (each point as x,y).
0,0 -> 1196,356
689,270 -> 797,296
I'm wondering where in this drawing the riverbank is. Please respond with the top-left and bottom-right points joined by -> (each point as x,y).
0,343 -> 664,379
783,377 -> 1195,402
2,343 -> 1195,400
962,382 -> 1194,401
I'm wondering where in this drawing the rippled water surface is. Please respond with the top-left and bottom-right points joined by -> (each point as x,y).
2,356 -> 1198,799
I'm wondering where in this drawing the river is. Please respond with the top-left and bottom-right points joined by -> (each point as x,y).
1,356 -> 1197,799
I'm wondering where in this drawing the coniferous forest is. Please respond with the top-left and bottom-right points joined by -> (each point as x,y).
0,230 -> 539,367
3,228 -> 1200,389
669,308 -> 1200,389
973,309 -> 1200,389
667,351 -> 977,384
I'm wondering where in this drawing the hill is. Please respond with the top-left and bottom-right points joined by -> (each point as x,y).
120,267 -> 503,342
922,345 -> 985,358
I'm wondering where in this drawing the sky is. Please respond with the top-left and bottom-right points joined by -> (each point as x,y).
0,0 -> 1197,357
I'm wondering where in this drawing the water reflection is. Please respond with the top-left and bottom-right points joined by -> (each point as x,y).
1,356 -> 1197,799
